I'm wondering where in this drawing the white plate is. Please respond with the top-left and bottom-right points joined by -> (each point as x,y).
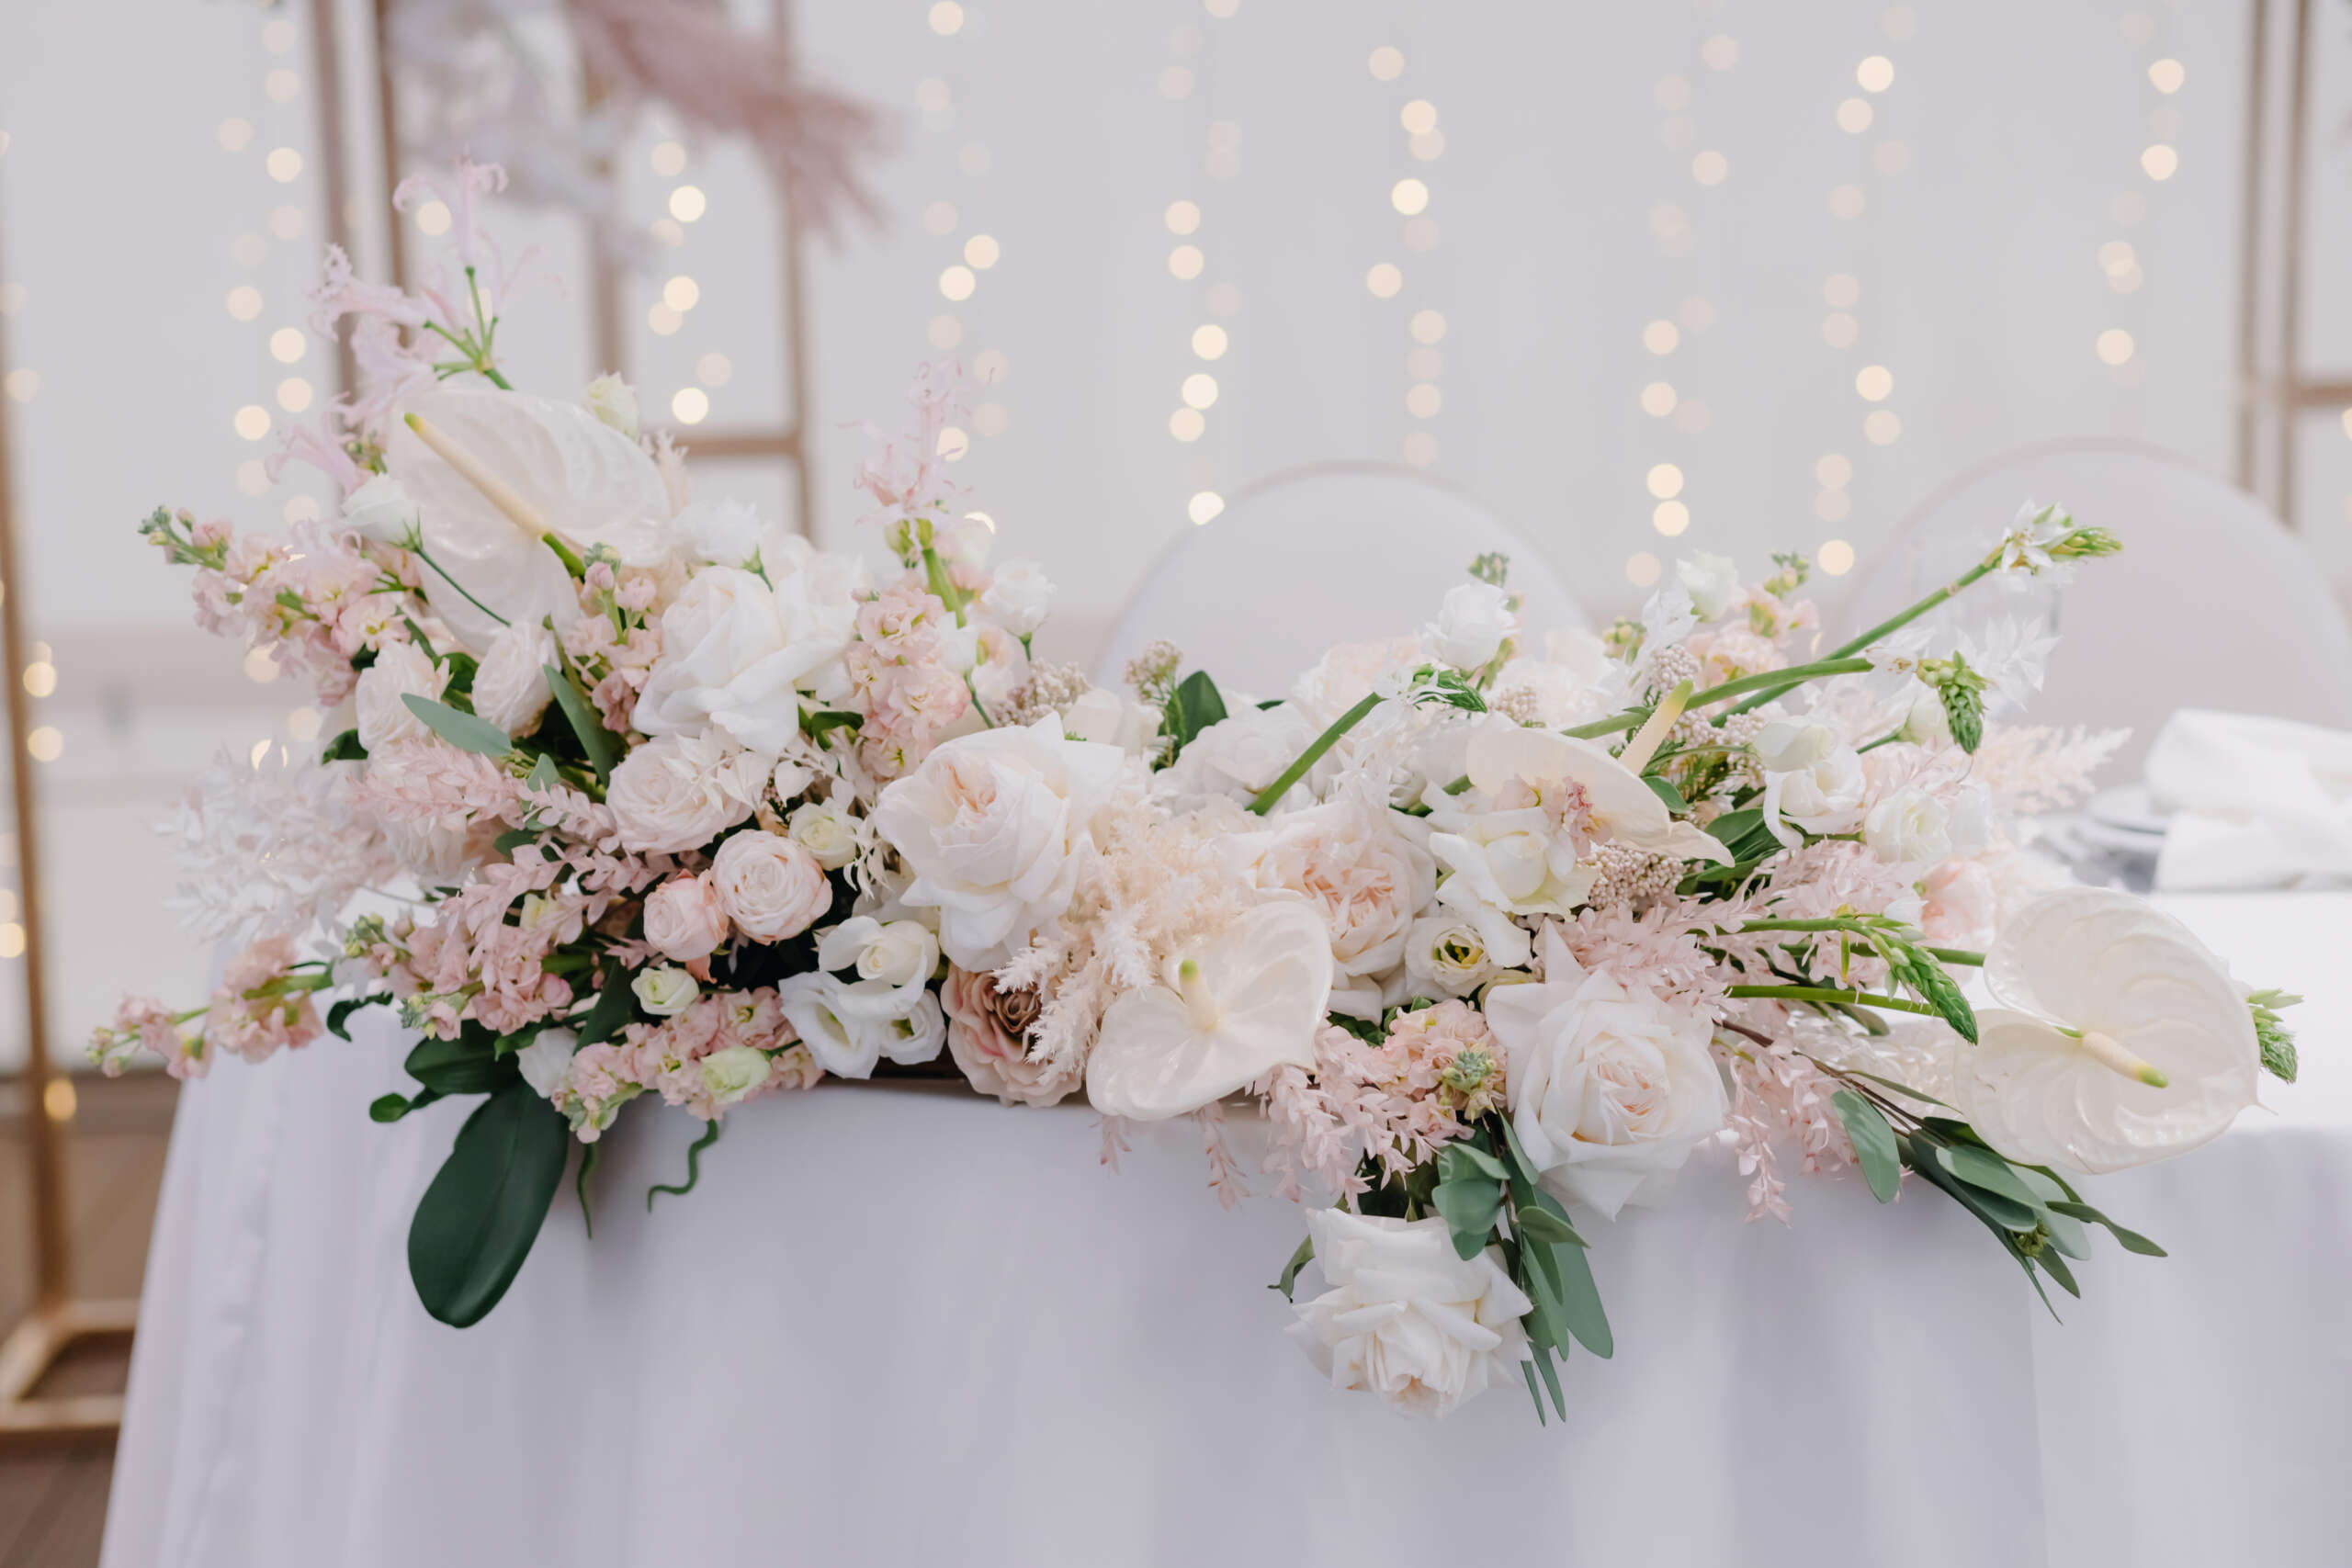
2086,783 -> 2170,838
2072,815 -> 2165,857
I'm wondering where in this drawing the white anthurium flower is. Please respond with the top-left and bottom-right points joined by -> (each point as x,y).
382,388 -> 674,651
1084,901 -> 1334,1122
1951,887 -> 2261,1175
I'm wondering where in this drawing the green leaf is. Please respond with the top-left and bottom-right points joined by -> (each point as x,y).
1936,1144 -> 2048,1214
1162,670 -> 1229,757
369,1086 -> 442,1123
406,1082 -> 571,1327
404,1027 -> 518,1096
1543,1237 -> 1613,1358
2048,1200 -> 2166,1257
541,664 -> 619,783
1830,1089 -> 1902,1202
1515,1201 -> 1583,1247
525,752 -> 561,793
401,694 -> 515,759
1908,1141 -> 2040,1233
2015,1168 -> 2091,1258
574,958 -> 637,1047
1839,1066 -> 1953,1110
1527,1337 -> 1568,1422
647,1117 -> 724,1209
1439,1140 -> 1509,1181
492,1025 -> 543,1059
320,728 -> 367,762
1643,773 -> 1688,812
1271,1234 -> 1316,1299
326,996 -> 371,1043
1431,1173 -> 1504,1260
492,827 -> 537,854
2035,1245 -> 2082,1298
1705,807 -> 1765,852
803,709 -> 864,743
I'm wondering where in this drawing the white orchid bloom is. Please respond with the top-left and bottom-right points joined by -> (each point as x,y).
1951,887 -> 2261,1175
1084,901 -> 1333,1122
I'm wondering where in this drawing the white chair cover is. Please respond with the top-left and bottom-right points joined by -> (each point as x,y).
1834,443 -> 2352,775
1092,464 -> 1589,695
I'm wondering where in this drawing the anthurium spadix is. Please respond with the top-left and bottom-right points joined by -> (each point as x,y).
1085,901 -> 1334,1122
1951,886 -> 2260,1175
383,388 -> 673,650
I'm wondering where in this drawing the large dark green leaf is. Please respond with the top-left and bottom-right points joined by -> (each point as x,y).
404,1026 -> 519,1095
573,958 -> 638,1047
541,663 -> 619,783
407,1083 -> 571,1326
401,694 -> 515,759
1830,1089 -> 1902,1203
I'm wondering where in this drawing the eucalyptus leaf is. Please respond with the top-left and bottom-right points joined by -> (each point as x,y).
406,1081 -> 570,1327
1643,774 -> 1688,812
2036,1246 -> 2082,1298
2048,1200 -> 2167,1258
1936,1143 -> 2048,1214
1545,1237 -> 1613,1358
401,694 -> 515,759
1271,1234 -> 1316,1299
1431,1173 -> 1505,1260
526,751 -> 561,792
1830,1089 -> 1902,1203
1528,1337 -> 1568,1422
1439,1140 -> 1509,1182
1909,1144 -> 2040,1234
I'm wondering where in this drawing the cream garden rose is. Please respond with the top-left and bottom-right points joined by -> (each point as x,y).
633,550 -> 862,755
1426,581 -> 1517,671
1286,1209 -> 1533,1419
353,638 -> 448,753
1485,923 -> 1727,1218
1241,795 -> 1435,1019
605,732 -> 765,856
708,830 -> 831,943
470,619 -> 558,737
872,715 -> 1131,970
642,874 -> 729,963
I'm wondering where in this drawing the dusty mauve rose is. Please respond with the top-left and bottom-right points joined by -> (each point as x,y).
708,830 -> 831,942
940,964 -> 1081,1107
643,874 -> 729,962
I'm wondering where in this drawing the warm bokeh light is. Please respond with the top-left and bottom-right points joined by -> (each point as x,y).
1391,178 -> 1429,216
1643,320 -> 1679,355
1819,540 -> 1856,575
1653,501 -> 1690,536
1189,491 -> 1225,525
1858,55 -> 1895,92
1365,263 -> 1403,298
1626,552 -> 1662,586
1646,463 -> 1685,500
1368,46 -> 1404,81
1192,324 -> 1228,359
672,388 -> 710,424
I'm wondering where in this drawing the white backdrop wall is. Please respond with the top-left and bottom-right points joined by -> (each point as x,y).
0,0 -> 2348,1061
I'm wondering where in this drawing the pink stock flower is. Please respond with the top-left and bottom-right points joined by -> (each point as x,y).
852,360 -> 969,534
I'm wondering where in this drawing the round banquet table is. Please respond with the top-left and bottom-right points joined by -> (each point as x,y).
99,895 -> 2352,1568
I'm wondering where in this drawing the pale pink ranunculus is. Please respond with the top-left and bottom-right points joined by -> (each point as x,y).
707,830 -> 831,942
643,874 -> 730,962
1921,859 -> 1998,950
940,964 -> 1081,1107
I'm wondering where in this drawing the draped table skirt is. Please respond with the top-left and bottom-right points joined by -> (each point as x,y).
99,896 -> 2352,1567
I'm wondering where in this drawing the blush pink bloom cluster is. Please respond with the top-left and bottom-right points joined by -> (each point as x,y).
1262,1001 -> 1507,1201
564,559 -> 666,733
200,935 -> 326,1073
845,584 -> 970,780
558,986 -> 820,1134
170,513 -> 414,706
851,358 -> 968,537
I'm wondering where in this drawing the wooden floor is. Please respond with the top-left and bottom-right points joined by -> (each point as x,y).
0,1074 -> 178,1568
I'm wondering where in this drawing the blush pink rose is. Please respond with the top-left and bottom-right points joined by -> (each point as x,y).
707,830 -> 831,942
643,874 -> 729,962
940,964 -> 1082,1107
1921,859 -> 1998,950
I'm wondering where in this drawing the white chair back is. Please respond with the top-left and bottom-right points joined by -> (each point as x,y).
1835,443 -> 2352,775
1092,463 -> 1589,694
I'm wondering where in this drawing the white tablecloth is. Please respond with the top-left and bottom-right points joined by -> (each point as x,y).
101,896 -> 2352,1567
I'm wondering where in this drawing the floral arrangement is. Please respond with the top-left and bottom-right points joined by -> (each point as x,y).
104,166 -> 2300,1421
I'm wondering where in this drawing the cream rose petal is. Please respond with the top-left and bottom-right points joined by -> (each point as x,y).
1084,901 -> 1334,1122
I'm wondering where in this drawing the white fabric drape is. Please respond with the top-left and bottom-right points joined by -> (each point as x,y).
101,895 -> 2352,1567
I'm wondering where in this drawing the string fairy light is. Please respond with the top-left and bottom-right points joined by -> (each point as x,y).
1367,35 -> 1448,472
1809,4 -> 1917,581
2096,8 -> 2180,402
1162,1 -> 1244,527
920,1 -> 1009,467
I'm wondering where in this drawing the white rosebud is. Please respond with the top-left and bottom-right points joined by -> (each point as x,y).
816,916 -> 939,988
1899,692 -> 1952,747
515,1027 -> 578,1100
676,496 -> 765,568
341,472 -> 420,546
353,637 -> 447,752
1404,912 -> 1502,999
585,373 -> 639,439
471,619 -> 558,737
1678,552 -> 1740,621
1425,581 -> 1517,671
631,965 -> 700,1016
787,801 -> 861,869
697,1043 -> 773,1110
978,559 -> 1055,637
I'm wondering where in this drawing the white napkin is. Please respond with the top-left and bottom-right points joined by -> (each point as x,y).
2146,708 -> 2352,890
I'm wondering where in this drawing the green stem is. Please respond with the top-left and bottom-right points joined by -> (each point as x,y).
964,671 -> 997,728
1926,946 -> 1984,967
1688,657 -> 1872,712
922,543 -> 968,620
1726,558 -> 1997,716
1857,730 -> 1904,753
480,366 -> 514,391
411,543 -> 512,627
1250,693 -> 1381,815
1726,984 -> 1940,1018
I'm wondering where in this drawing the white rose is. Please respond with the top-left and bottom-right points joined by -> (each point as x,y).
787,800 -> 861,870
1151,703 -> 1323,813
605,732 -> 763,855
675,496 -> 766,568
515,1027 -> 577,1100
1425,581 -> 1517,671
1484,924 -> 1726,1219
1678,551 -> 1740,621
708,830 -> 832,943
340,472 -> 419,545
642,874 -> 730,962
632,965 -> 700,1016
978,558 -> 1054,637
776,972 -> 946,1078
633,560 -> 854,754
584,372 -> 639,438
1762,745 -> 1868,840
872,715 -> 1131,971
1062,686 -> 1161,756
1239,796 -> 1435,1020
1863,784 -> 1981,866
696,1043 -> 772,1110
1403,911 -> 1506,999
471,619 -> 558,737
1285,1209 -> 1532,1419
354,638 -> 448,753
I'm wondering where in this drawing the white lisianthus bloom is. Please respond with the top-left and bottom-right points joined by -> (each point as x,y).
1236,795 -> 1435,1020
776,971 -> 947,1078
871,715 -> 1131,970
674,496 -> 766,568
353,638 -> 448,753
340,472 -> 420,545
1062,686 -> 1162,756
817,916 -> 940,988
584,372 -> 639,439
1286,1209 -> 1533,1419
1678,551 -> 1740,621
1759,730 -> 1868,843
1899,691 -> 1952,747
470,619 -> 558,737
605,732 -> 765,856
632,558 -> 858,754
1425,581 -> 1517,671
632,965 -> 700,1016
978,558 -> 1055,637
515,1027 -> 578,1100
1150,703 -> 1323,813
1862,785 -> 1956,866
696,1043 -> 772,1110
708,830 -> 831,942
786,799 -> 862,870
1084,901 -> 1333,1121
1485,923 -> 1727,1219
1403,910 -> 1509,999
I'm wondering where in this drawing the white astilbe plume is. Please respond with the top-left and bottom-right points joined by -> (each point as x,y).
1969,723 -> 2130,814
160,750 -> 399,946
996,794 -> 1259,1074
